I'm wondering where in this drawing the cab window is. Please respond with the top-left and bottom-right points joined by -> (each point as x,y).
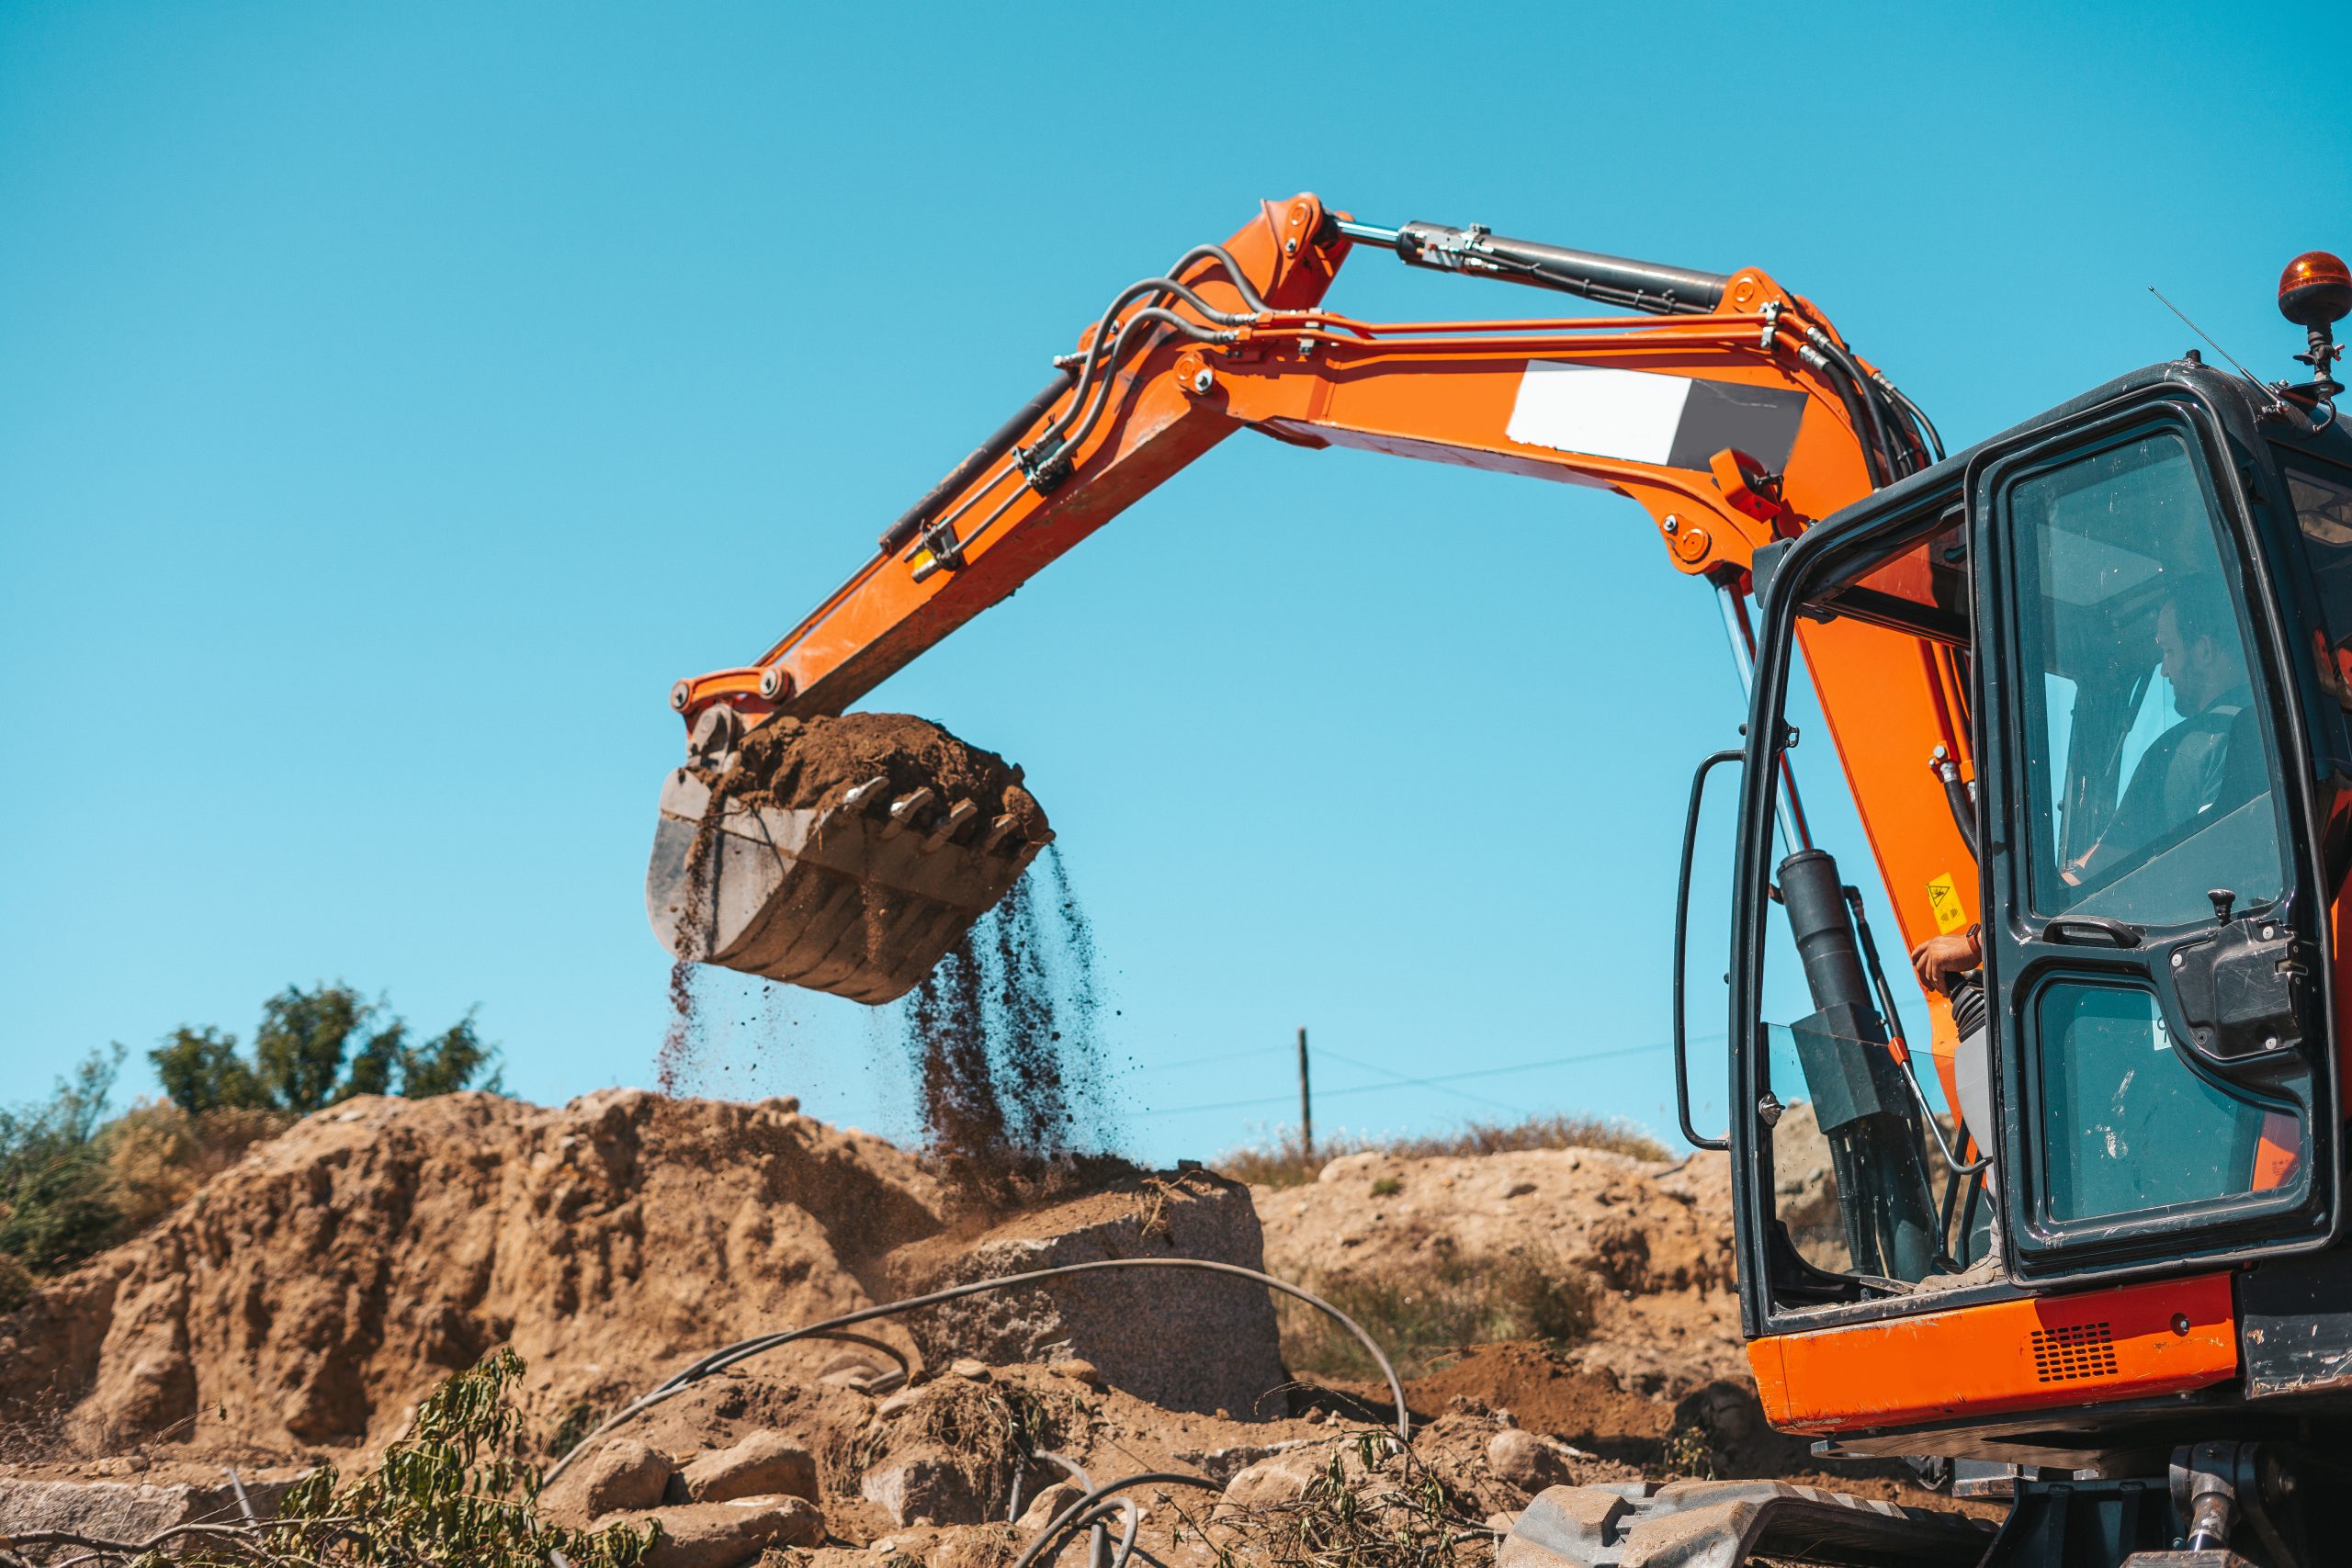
2007,434 -> 2286,927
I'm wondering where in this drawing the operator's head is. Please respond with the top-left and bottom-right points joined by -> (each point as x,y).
2155,586 -> 2240,715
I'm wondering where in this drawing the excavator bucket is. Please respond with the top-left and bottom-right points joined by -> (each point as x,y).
644,711 -> 1052,1005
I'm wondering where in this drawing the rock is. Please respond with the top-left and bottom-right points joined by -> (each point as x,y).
0,1475 -> 296,1541
1486,1428 -> 1576,1494
819,1351 -> 897,1393
681,1430 -> 819,1505
862,1450 -> 989,1528
1222,1444 -> 1351,1509
1047,1358 -> 1100,1387
948,1358 -> 990,1382
597,1495 -> 824,1568
1174,1439 -> 1315,1486
1015,1480 -> 1085,1529
888,1171 -> 1285,1418
544,1438 -> 675,1521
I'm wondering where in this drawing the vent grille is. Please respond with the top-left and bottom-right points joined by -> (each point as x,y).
2031,1321 -> 2120,1382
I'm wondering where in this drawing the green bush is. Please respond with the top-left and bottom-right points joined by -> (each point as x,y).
0,983 -> 503,1293
157,982 -> 502,1116
0,1047 -> 128,1273
182,1350 -> 658,1567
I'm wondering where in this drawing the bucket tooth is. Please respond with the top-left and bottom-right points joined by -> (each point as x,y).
879,787 -> 935,839
645,753 -> 1047,1006
922,798 -> 980,852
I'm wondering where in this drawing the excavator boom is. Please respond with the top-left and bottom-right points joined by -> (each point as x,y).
649,194 -> 1965,1013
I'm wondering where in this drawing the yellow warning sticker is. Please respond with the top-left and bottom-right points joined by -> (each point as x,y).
1926,873 -> 1969,934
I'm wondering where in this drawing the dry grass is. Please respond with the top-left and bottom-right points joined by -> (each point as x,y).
1170,1430 -> 1492,1568
1277,1252 -> 1598,1381
1214,1113 -> 1670,1190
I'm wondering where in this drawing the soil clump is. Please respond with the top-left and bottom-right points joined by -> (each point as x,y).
715,712 -> 1046,837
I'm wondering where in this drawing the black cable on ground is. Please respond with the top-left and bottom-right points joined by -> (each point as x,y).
1011,1472 -> 1223,1568
545,1257 -> 1409,1486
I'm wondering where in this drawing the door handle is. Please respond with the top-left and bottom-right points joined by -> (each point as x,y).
2042,915 -> 2143,948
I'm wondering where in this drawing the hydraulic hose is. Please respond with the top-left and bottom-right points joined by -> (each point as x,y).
1048,307 -> 1238,467
545,1256 -> 1411,1486
1799,344 -> 1888,489
1038,251 -> 1269,455
879,369 -> 1076,554
1803,328 -> 1901,482
1873,370 -> 1946,464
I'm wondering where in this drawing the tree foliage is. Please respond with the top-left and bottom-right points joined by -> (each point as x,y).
153,983 -> 502,1117
0,984 -> 502,1289
0,1046 -> 127,1273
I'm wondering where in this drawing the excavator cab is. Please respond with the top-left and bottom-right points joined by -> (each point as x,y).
1701,357 -> 2352,1559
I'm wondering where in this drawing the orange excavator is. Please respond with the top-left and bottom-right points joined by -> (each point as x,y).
648,196 -> 2352,1566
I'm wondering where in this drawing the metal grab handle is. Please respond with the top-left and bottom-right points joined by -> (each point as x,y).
2043,914 -> 2143,948
1672,748 -> 1746,1152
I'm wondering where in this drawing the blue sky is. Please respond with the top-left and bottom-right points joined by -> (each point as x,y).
5,2 -> 2348,1164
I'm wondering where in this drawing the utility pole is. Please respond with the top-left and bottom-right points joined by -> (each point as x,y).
1297,1025 -> 1313,1160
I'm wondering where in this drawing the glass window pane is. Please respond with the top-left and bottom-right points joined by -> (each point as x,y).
2286,462 -> 2352,709
2007,434 -> 2284,925
2034,982 -> 2267,1222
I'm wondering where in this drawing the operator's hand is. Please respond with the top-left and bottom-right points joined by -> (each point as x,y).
1909,930 -> 1982,993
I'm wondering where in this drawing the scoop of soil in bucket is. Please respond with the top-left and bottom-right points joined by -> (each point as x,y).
646,711 -> 1054,1011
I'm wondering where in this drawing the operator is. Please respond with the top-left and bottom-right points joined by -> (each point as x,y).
2067,586 -> 2260,885
1898,582 -> 2263,1217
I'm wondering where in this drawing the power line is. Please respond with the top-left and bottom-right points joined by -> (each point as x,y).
1118,1044 -> 1284,1074
1313,1045 -> 1523,1116
1143,1038 -> 1681,1118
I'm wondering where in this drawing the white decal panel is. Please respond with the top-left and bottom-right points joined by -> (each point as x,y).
1505,361 -> 1691,466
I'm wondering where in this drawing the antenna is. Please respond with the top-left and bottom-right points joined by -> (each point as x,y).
2147,287 -> 2285,410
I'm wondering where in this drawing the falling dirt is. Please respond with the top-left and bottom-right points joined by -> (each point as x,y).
650,711 -> 1111,1190
899,852 -> 1120,1210
658,711 -> 1056,1096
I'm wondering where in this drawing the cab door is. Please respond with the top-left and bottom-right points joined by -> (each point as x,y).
1973,389 -> 2338,1280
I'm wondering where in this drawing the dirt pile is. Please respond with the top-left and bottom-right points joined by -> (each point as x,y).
1254,1144 -> 1745,1399
0,1090 -> 946,1458
0,1091 -> 1970,1563
0,1091 -> 1272,1471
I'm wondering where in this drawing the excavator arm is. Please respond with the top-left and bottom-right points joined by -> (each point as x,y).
651,194 -> 1976,1043
674,194 -> 1906,722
